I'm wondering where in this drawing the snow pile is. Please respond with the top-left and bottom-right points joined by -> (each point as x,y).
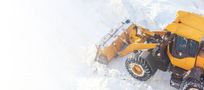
72,0 -> 204,90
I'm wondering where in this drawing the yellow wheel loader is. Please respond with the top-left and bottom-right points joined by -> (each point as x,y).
95,11 -> 204,90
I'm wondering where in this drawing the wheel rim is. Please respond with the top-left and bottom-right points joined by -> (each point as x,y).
188,87 -> 200,90
188,88 -> 199,90
130,63 -> 144,77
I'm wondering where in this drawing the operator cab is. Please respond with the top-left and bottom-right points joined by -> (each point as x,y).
167,35 -> 200,70
170,35 -> 199,59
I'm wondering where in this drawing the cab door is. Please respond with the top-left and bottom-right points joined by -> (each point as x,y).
167,36 -> 199,70
196,43 -> 204,69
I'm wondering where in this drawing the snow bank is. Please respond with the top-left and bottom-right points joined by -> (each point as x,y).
72,0 -> 204,90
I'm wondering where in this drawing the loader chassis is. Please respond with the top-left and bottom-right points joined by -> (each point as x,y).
95,11 -> 204,90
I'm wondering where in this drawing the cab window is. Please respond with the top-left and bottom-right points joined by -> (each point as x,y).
171,36 -> 199,58
188,40 -> 199,56
175,36 -> 187,54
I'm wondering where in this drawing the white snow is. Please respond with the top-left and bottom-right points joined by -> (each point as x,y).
1,0 -> 204,90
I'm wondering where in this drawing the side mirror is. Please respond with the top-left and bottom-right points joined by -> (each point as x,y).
198,37 -> 204,57
201,37 -> 204,46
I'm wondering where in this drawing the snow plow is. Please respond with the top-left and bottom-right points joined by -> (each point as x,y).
95,11 -> 204,90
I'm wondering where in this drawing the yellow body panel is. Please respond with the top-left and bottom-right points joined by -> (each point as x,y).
166,23 -> 203,42
166,11 -> 204,42
196,56 -> 204,70
175,11 -> 204,33
167,46 -> 196,70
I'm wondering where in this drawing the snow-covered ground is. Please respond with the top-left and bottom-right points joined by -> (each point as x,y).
1,0 -> 204,90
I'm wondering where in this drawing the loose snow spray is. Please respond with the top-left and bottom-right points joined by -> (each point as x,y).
73,44 -> 154,90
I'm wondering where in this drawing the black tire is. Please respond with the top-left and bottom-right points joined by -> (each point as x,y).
180,78 -> 203,90
125,52 -> 157,81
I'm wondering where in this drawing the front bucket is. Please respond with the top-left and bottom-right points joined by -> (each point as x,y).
94,20 -> 135,64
